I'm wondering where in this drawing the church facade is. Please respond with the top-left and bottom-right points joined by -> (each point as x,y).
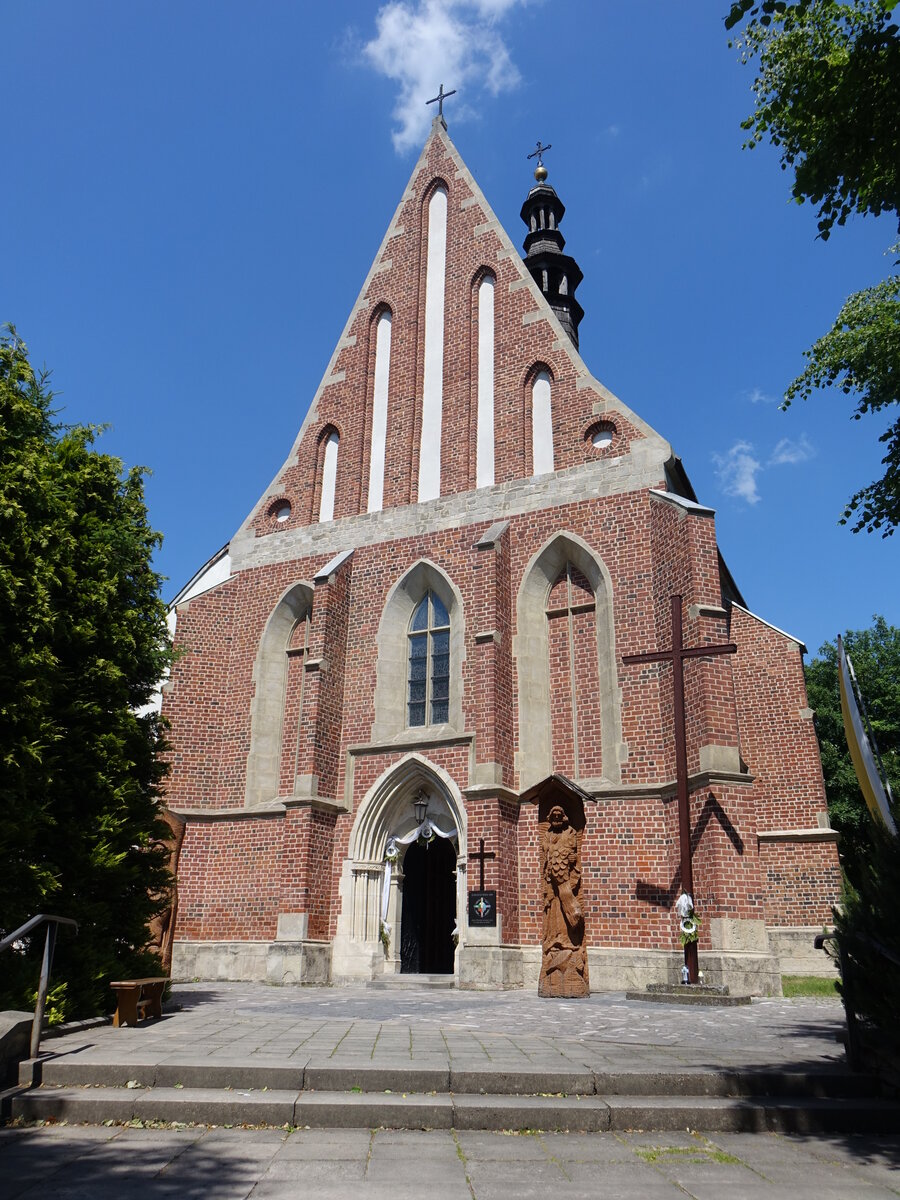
162,119 -> 840,994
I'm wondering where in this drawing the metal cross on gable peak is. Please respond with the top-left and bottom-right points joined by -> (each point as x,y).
426,83 -> 457,119
527,140 -> 552,167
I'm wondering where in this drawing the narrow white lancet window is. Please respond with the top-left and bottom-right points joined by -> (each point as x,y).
475,274 -> 495,488
531,371 -> 554,475
318,429 -> 339,523
418,186 -> 448,502
367,311 -> 392,513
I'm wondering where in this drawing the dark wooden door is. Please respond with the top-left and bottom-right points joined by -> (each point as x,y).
400,837 -> 456,974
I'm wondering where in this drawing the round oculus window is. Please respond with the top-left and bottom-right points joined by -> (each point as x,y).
589,423 -> 615,451
273,501 -> 291,523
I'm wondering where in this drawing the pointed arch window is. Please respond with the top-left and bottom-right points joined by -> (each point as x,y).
407,591 -> 450,727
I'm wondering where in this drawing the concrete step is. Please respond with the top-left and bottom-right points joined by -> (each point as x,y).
19,1056 -> 882,1100
10,1084 -> 900,1133
366,973 -> 455,989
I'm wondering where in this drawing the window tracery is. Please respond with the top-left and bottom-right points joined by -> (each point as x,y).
407,591 -> 450,727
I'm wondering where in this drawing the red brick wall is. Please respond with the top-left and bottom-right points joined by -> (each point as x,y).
165,125 -> 838,953
759,842 -> 841,926
247,131 -> 647,542
176,817 -> 282,942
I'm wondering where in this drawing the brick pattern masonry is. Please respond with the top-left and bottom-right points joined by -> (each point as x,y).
163,121 -> 840,970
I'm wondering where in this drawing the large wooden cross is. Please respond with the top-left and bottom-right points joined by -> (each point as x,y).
622,595 -> 737,982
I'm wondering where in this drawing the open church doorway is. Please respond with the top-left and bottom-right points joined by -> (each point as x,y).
400,836 -> 456,974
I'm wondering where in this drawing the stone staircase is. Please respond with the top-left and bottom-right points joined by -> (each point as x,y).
9,1056 -> 900,1133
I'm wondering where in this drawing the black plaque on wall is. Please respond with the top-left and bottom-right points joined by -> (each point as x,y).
468,890 -> 497,927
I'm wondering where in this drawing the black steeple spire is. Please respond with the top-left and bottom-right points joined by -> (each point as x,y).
520,144 -> 584,349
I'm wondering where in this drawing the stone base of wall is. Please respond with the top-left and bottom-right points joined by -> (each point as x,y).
458,944 -> 540,990
173,940 -> 332,985
175,937 -> 803,996
588,947 -> 783,997
266,940 -> 332,985
767,926 -> 837,978
459,943 -> 784,996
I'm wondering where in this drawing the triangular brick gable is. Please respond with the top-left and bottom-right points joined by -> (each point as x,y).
239,121 -> 671,542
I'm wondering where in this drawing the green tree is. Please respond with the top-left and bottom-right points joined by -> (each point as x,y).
0,327 -> 172,1019
806,619 -> 900,1061
805,617 -> 899,883
726,0 -> 900,535
726,0 -> 900,238
784,263 -> 900,535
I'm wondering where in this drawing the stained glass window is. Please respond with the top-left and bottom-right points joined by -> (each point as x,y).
408,592 -> 451,726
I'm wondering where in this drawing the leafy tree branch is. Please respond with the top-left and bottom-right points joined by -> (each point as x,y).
784,255 -> 900,534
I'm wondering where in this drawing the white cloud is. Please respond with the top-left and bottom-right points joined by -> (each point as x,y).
769,434 -> 815,466
362,0 -> 527,153
746,386 -> 777,405
712,441 -> 763,505
713,433 -> 817,507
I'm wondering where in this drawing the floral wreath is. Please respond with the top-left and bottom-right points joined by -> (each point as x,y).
674,891 -> 701,946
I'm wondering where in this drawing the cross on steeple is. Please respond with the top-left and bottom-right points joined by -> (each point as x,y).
527,140 -> 552,168
426,83 -> 456,120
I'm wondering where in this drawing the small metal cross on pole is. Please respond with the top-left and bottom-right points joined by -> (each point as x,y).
527,140 -> 552,168
622,595 -> 737,984
426,83 -> 457,120
468,837 -> 496,891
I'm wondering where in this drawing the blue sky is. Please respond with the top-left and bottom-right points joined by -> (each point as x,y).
3,0 -> 896,658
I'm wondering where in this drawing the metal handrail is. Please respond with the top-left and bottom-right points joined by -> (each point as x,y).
0,914 -> 78,1058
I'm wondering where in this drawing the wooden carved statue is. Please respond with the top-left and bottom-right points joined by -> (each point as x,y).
539,801 -> 589,997
146,809 -> 186,974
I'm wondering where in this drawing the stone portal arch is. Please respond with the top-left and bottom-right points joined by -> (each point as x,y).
332,753 -> 467,980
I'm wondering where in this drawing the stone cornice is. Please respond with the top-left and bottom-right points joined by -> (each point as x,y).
757,828 -> 840,844
347,730 -> 474,758
229,451 -> 666,575
169,804 -> 285,822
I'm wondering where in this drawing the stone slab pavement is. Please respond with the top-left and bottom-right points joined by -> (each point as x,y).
1,1123 -> 897,1199
37,981 -> 850,1076
4,985 -> 897,1197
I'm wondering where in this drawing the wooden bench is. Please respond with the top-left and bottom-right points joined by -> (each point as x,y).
109,978 -> 168,1028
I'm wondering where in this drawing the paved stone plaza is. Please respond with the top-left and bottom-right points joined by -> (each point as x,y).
38,981 -> 851,1073
3,984 -> 898,1198
3,1121 -> 899,1199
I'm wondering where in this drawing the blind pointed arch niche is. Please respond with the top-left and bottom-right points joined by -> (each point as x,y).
367,310 -> 392,514
418,185 -> 448,503
531,370 -> 554,476
318,429 -> 339,523
475,273 -> 495,488
514,534 -> 622,790
245,582 -> 314,807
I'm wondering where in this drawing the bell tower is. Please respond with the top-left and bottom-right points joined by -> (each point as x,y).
520,142 -> 584,348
